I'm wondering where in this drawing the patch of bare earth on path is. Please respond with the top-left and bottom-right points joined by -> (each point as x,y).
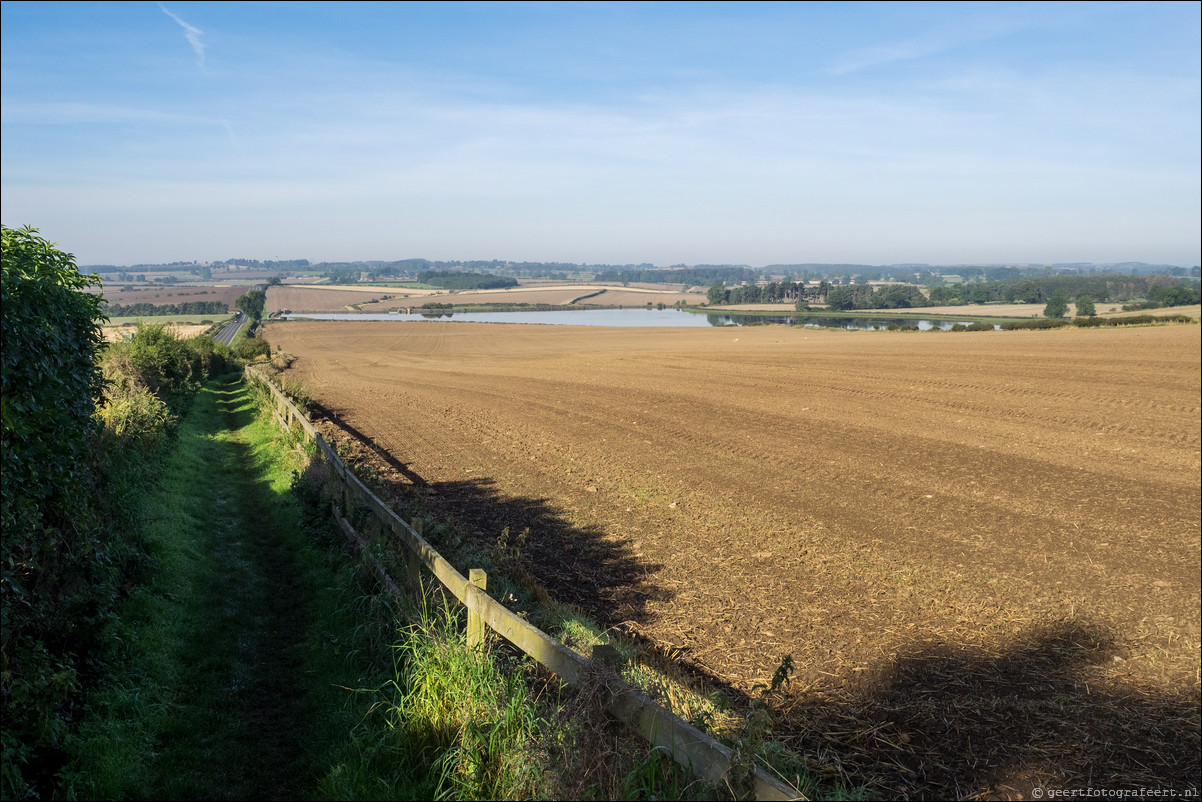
265,319 -> 1201,798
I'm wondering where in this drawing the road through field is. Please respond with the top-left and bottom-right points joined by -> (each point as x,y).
266,319 -> 1200,793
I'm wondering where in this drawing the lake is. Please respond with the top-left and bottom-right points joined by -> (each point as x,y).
282,308 -> 985,330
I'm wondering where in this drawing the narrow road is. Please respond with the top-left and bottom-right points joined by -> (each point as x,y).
214,312 -> 246,346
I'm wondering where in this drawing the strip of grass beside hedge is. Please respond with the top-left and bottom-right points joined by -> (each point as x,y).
62,377 -> 398,798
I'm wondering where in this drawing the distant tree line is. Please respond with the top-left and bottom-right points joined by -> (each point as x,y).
418,270 -> 519,290
824,284 -> 930,310
707,279 -> 810,305
927,274 -> 1199,305
597,266 -> 757,285
703,272 -> 1201,311
215,258 -> 310,269
103,300 -> 230,316
85,258 -> 309,274
1122,284 -> 1201,310
707,279 -> 928,309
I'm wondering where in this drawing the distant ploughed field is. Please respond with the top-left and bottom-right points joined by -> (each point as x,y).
265,283 -> 707,313
266,319 -> 1200,795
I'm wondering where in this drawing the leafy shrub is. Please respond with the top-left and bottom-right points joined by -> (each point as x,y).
999,318 -> 1072,330
1,227 -> 108,797
98,387 -> 176,448
1072,313 -> 1194,327
186,334 -> 232,379
100,322 -> 197,400
233,335 -> 271,360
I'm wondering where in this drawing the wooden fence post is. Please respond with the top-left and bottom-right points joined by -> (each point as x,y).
467,569 -> 487,649
592,644 -> 622,669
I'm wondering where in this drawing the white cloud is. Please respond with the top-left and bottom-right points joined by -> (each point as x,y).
158,4 -> 206,69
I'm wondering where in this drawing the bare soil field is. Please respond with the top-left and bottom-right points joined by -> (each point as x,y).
266,285 -> 401,312
371,283 -> 704,308
91,283 -> 250,309
266,319 -> 1200,797
268,283 -> 707,313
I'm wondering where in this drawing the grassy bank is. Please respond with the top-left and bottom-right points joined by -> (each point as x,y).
62,377 -> 393,798
104,313 -> 235,326
62,374 -> 701,800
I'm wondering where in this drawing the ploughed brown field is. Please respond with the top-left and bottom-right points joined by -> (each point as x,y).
89,283 -> 251,308
265,282 -> 706,313
266,319 -> 1201,797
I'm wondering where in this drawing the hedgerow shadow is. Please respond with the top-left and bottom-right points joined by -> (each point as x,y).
777,619 -> 1201,798
308,402 -> 674,631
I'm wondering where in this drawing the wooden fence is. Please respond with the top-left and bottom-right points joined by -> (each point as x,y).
245,365 -> 804,800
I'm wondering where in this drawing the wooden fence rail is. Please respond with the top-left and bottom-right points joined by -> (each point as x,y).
244,365 -> 804,801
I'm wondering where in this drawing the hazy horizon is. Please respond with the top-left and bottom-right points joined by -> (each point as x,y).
75,255 -> 1200,271
3,2 -> 1199,267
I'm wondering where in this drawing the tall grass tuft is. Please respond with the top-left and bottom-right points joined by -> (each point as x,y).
381,599 -> 550,800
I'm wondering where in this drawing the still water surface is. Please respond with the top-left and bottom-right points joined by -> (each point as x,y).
284,308 -> 979,330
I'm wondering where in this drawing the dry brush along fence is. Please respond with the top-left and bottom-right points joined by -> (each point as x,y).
244,365 -> 803,800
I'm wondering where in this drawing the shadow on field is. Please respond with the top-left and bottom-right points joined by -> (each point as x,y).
304,400 -> 1200,799
420,476 -> 673,626
309,401 -> 673,628
778,619 -> 1201,799
309,401 -> 428,486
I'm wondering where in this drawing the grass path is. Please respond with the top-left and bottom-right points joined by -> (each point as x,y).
151,379 -> 315,798
70,376 -> 378,799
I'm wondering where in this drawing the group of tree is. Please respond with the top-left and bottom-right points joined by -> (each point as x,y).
705,279 -> 931,309
417,270 -> 519,290
926,273 -> 1198,306
215,258 -> 309,270
235,288 -> 267,336
708,279 -> 810,305
1122,283 -> 1201,310
103,300 -> 230,316
823,284 -> 931,310
596,265 -> 757,286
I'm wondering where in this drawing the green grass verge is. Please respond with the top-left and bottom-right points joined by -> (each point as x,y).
67,369 -> 862,799
60,377 -> 396,799
105,314 -> 235,326
64,376 -> 689,800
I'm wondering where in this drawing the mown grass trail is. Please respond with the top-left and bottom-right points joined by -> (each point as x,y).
71,376 -> 377,800
152,379 -> 315,798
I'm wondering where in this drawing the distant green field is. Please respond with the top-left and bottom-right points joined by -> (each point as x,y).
353,281 -> 440,289
105,314 -> 233,326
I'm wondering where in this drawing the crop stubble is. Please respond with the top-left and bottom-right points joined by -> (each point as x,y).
267,320 -> 1200,795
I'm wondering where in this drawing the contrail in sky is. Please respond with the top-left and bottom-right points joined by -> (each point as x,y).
158,4 -> 205,69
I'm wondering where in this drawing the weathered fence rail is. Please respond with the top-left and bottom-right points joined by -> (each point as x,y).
245,365 -> 804,800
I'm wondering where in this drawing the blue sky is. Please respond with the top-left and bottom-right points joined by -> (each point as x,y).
2,1 -> 1199,266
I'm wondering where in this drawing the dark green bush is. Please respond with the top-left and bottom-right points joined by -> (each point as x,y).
1072,313 -> 1194,327
999,318 -> 1073,330
1,227 -> 108,797
233,336 -> 271,360
187,334 -> 232,379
